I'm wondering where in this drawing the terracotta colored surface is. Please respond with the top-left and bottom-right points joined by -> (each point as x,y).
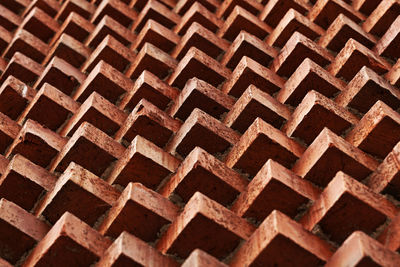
98,182 -> 179,241
0,0 -> 399,265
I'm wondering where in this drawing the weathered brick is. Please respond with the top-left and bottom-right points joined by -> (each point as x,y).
98,182 -> 179,241
225,118 -> 305,177
49,122 -> 124,176
166,108 -> 240,158
97,232 -> 179,267
292,128 -> 379,187
0,154 -> 56,211
35,162 -> 120,226
23,212 -> 111,266
345,101 -> 400,159
0,198 -> 49,264
300,171 -> 398,243
169,77 -> 234,120
115,99 -> 181,148
107,135 -> 180,189
231,160 -> 320,221
156,192 -> 255,259
160,146 -> 248,206
283,90 -> 359,145
224,85 -> 291,133
231,210 -> 334,266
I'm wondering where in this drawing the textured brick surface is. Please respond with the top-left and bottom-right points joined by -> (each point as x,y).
0,0 -> 400,265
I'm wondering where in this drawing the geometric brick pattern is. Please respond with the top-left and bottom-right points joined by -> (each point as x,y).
0,0 -> 400,266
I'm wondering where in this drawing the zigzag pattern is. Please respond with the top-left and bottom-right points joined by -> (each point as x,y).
0,0 -> 400,266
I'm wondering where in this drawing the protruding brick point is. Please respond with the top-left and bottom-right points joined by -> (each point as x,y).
230,210 -> 334,267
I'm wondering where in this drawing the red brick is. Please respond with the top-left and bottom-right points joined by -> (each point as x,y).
378,213 -> 400,252
292,128 -> 379,187
166,108 -> 240,157
231,210 -> 334,266
73,60 -> 132,104
232,159 -> 321,221
0,111 -> 20,154
49,122 -> 124,176
131,0 -> 175,11
0,26 -> 12,54
0,257 -> 12,267
318,14 -> 377,52
174,0 -> 218,16
115,99 -> 181,148
327,231 -> 400,266
375,15 -> 400,61
346,101 -> 400,159
168,47 -> 231,89
23,212 -> 111,266
85,15 -> 136,48
172,22 -> 229,60
217,0 -> 262,19
34,56 -> 86,96
221,30 -> 277,70
132,19 -> 180,54
283,90 -> 359,145
0,76 -> 35,120
300,171 -> 398,243
43,33 -> 91,68
157,192 -> 255,259
272,32 -> 334,78
175,2 -> 222,35
91,0 -> 137,27
19,7 -> 59,44
160,147 -> 248,206
18,83 -> 79,131
169,77 -> 234,120
81,35 -> 135,74
22,0 -> 60,18
363,0 -> 400,37
0,52 -> 43,85
0,154 -> 56,211
55,0 -> 95,22
368,142 -> 400,198
0,155 -> 8,175
107,135 -> 180,189
352,0 -> 380,15
267,8 -> 324,48
259,0 -> 311,28
98,182 -> 179,241
225,118 -> 305,177
126,42 -> 177,80
6,119 -> 67,168
60,92 -> 127,137
50,12 -> 94,45
218,6 -> 271,41
223,56 -> 284,98
182,249 -> 227,267
0,4 -> 21,32
308,0 -> 365,29
328,39 -> 391,81
386,58 -> 400,88
224,85 -> 291,133
119,70 -> 179,111
35,162 -> 120,226
335,66 -> 400,114
97,232 -> 179,267
132,0 -> 180,33
0,198 -> 49,264
3,28 -> 49,63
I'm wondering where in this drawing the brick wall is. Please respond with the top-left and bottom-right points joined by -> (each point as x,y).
0,0 -> 400,266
